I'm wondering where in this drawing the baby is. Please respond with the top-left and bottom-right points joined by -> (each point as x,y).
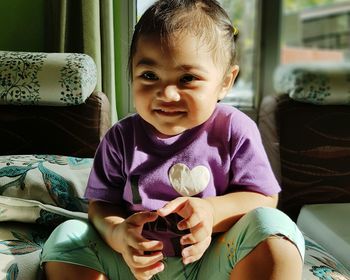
41,1 -> 305,279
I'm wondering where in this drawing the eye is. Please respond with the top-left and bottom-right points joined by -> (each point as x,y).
141,71 -> 158,81
180,74 -> 197,84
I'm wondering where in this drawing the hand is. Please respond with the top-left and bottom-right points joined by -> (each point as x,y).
111,211 -> 164,280
158,197 -> 214,265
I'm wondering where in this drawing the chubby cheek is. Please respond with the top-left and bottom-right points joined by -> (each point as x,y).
188,96 -> 217,123
133,86 -> 152,111
133,97 -> 151,119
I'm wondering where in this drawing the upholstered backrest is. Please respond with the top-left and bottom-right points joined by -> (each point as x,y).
0,91 -> 110,157
261,95 -> 350,221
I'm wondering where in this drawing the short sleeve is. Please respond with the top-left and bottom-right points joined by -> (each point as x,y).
229,116 -> 281,196
84,125 -> 126,203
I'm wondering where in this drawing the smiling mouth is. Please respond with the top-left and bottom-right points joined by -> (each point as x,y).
154,109 -> 186,117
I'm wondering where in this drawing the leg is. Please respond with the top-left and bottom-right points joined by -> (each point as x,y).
41,219 -> 135,280
230,236 -> 303,280
196,207 -> 305,280
44,262 -> 108,280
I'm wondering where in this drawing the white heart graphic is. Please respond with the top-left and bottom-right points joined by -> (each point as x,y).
169,163 -> 210,197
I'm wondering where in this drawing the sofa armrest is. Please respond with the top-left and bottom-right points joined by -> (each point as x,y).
0,91 -> 110,157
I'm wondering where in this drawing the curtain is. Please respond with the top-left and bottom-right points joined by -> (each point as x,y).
45,0 -> 118,123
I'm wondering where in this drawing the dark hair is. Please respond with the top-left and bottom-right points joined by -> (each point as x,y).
128,0 -> 238,78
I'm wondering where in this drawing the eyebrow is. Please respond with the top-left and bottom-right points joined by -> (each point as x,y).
135,58 -> 158,67
135,57 -> 209,74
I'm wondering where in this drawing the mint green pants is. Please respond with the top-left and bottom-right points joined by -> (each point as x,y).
41,207 -> 305,279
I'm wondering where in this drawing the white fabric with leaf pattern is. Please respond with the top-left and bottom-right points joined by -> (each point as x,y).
0,51 -> 97,106
274,62 -> 350,105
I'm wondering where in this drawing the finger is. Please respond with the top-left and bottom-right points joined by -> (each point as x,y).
139,240 -> 164,252
157,197 -> 188,217
133,261 -> 164,280
182,236 -> 211,265
129,250 -> 164,268
128,237 -> 163,252
180,222 -> 210,245
128,211 -> 158,227
125,212 -> 160,248
177,211 -> 201,231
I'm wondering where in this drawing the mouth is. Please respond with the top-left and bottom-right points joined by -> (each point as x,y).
154,108 -> 186,117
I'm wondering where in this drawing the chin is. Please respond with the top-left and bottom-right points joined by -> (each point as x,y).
156,127 -> 186,138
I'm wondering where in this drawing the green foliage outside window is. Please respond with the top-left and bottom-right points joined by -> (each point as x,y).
284,0 -> 347,12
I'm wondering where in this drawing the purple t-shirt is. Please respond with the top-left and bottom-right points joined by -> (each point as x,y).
85,104 -> 280,256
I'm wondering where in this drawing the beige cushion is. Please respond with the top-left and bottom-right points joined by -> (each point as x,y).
274,63 -> 350,105
0,51 -> 97,106
297,203 -> 350,270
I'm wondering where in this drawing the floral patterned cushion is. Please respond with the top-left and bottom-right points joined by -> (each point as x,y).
274,63 -> 350,105
0,222 -> 50,280
0,154 -> 93,216
0,51 -> 97,106
1,225 -> 350,280
0,155 -> 93,280
303,233 -> 350,280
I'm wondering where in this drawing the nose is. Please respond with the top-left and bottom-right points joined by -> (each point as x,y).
158,85 -> 180,102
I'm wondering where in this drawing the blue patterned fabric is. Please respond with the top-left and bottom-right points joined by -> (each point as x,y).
0,155 -> 92,214
0,155 -> 349,279
0,154 -> 92,280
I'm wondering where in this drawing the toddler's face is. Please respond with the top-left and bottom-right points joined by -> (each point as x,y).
132,33 -> 236,137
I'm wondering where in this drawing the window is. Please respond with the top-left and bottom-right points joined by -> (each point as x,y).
218,0 -> 258,108
281,0 -> 350,64
135,0 -> 260,110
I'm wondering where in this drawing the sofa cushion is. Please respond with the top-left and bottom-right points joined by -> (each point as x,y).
0,153 -> 91,279
0,51 -> 97,106
0,154 -> 93,214
297,203 -> 350,271
0,222 -> 51,280
303,232 -> 350,279
274,63 -> 350,105
1,223 -> 349,280
0,196 -> 88,226
0,155 -> 91,280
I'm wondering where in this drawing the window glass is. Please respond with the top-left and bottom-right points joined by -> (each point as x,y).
137,0 -> 153,18
218,0 -> 258,108
136,0 -> 258,109
281,0 -> 350,64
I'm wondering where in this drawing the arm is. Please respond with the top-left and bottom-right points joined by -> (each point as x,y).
88,200 -> 165,279
88,200 -> 127,252
205,192 -> 278,233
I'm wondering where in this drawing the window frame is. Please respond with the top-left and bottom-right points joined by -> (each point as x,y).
115,0 -> 135,118
257,0 -> 282,113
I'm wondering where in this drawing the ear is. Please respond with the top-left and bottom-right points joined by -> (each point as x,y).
218,65 -> 240,100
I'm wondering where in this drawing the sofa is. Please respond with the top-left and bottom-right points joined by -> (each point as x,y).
0,51 -> 110,280
259,62 -> 350,279
1,51 -> 349,280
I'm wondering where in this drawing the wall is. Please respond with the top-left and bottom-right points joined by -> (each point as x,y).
0,0 -> 45,52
